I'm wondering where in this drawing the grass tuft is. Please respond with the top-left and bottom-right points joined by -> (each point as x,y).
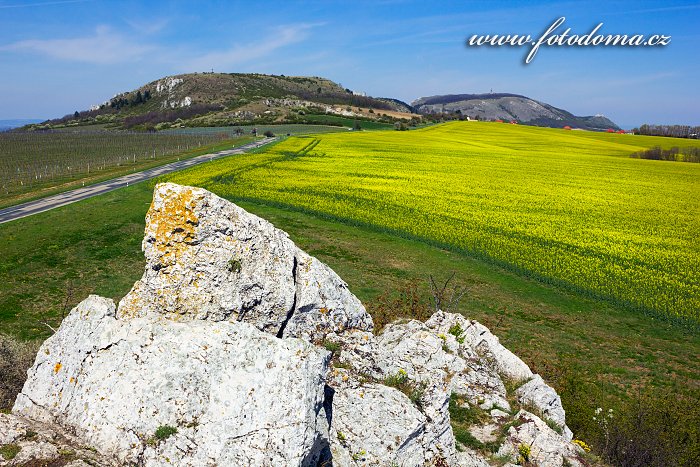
0,444 -> 21,461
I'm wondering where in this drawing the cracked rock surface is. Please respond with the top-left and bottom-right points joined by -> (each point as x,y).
14,295 -> 331,466
12,183 -> 586,466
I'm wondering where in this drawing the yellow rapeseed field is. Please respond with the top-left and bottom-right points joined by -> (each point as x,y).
167,121 -> 700,322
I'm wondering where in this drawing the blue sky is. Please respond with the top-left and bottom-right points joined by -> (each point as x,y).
0,0 -> 698,128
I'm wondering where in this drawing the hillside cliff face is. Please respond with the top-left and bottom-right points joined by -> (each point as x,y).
412,93 -> 618,130
5,184 -> 586,466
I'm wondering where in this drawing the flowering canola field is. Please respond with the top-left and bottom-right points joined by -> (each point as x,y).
168,121 -> 700,322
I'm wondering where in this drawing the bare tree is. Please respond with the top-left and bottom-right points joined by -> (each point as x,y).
428,272 -> 468,313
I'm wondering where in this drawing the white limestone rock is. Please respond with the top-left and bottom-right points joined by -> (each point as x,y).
117,183 -> 373,341
496,410 -> 585,467
326,368 -> 450,466
155,77 -> 183,94
282,253 -> 372,341
14,295 -> 331,466
335,312 -> 581,466
455,449 -> 492,467
516,374 -> 573,441
425,311 -> 533,382
335,318 -> 509,465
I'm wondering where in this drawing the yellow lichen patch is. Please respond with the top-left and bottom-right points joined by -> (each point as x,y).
69,377 -> 76,384
319,307 -> 329,315
53,362 -> 62,374
148,187 -> 201,267
116,285 -> 145,319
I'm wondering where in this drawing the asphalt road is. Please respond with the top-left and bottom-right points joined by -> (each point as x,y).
0,137 -> 275,225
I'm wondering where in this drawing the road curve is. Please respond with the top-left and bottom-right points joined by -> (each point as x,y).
0,137 -> 275,225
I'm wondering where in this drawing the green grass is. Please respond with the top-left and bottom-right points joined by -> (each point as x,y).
0,444 -> 20,461
0,184 -> 150,339
166,121 -> 700,323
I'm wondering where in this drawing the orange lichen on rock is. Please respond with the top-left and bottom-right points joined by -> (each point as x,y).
117,281 -> 145,319
147,186 -> 201,268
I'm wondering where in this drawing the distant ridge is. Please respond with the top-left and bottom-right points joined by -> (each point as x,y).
412,93 -> 619,130
0,119 -> 43,131
415,93 -> 526,106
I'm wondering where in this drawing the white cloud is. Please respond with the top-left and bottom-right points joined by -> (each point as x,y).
0,25 -> 155,64
0,21 -> 321,71
183,23 -> 321,72
125,17 -> 170,35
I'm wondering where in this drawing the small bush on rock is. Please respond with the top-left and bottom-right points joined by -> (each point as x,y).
448,323 -> 465,344
322,340 -> 341,353
366,279 -> 431,332
383,369 -> 426,410
147,425 -> 178,446
155,425 -> 178,440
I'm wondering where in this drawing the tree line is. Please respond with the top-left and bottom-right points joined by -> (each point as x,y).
630,146 -> 700,163
632,124 -> 700,139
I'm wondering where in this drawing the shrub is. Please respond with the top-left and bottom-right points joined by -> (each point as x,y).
366,279 -> 431,332
0,334 -> 39,411
629,145 -> 700,163
572,439 -> 590,452
553,362 -> 700,466
518,443 -> 531,462
227,258 -> 242,273
384,369 -> 409,387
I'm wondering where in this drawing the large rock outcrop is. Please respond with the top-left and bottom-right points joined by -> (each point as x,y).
11,183 -> 586,466
13,295 -> 331,466
117,183 -> 373,342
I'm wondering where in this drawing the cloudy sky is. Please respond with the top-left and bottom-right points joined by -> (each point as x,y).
0,0 -> 698,128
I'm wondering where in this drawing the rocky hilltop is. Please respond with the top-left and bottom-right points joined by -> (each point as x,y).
3,183 -> 586,466
33,73 -> 415,130
412,93 -> 618,130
